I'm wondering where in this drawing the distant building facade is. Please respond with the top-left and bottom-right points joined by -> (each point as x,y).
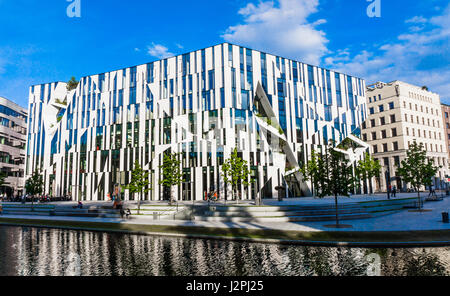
26,43 -> 367,201
0,96 -> 27,197
441,103 -> 450,161
363,81 -> 448,192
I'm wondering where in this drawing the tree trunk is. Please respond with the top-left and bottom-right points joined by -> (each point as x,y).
417,189 -> 421,210
334,193 -> 339,226
369,176 -> 373,195
137,192 -> 141,215
312,177 -> 315,198
169,186 -> 174,206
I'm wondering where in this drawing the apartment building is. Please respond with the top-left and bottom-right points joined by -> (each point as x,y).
441,103 -> 450,161
0,96 -> 27,197
363,81 -> 448,192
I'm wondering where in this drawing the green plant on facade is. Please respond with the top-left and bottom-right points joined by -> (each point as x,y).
221,148 -> 253,204
55,98 -> 67,106
397,141 -> 440,209
278,127 -> 284,135
159,152 -> 183,206
125,161 -> 151,215
356,152 -> 381,195
66,77 -> 79,91
24,169 -> 44,211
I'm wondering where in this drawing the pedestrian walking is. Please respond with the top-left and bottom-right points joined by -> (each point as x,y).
392,186 -> 397,198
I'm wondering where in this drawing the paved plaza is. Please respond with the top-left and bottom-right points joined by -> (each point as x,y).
1,193 -> 449,234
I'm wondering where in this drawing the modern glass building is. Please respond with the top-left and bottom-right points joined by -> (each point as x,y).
26,43 -> 367,201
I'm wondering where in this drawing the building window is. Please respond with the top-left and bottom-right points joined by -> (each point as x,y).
363,134 -> 367,141
380,117 -> 385,125
373,145 -> 378,153
390,114 -> 396,123
379,105 -> 384,112
369,107 -> 374,115
389,102 -> 394,110
393,142 -> 398,151
381,130 -> 387,139
372,132 -> 377,140
371,119 -> 376,128
383,143 -> 388,152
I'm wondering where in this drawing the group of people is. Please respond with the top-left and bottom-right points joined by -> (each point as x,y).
388,185 -> 397,197
388,184 -> 441,198
107,192 -> 131,218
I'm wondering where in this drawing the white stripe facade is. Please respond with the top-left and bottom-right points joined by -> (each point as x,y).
26,43 -> 367,201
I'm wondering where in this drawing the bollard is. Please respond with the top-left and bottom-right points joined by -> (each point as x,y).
442,212 -> 449,223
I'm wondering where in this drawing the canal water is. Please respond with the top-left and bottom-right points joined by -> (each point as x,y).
0,226 -> 449,276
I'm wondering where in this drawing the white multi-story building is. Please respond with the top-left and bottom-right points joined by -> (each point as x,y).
26,43 -> 367,201
0,96 -> 27,197
364,81 -> 448,192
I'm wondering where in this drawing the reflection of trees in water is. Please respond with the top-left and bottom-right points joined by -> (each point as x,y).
301,247 -> 369,276
3,226 -> 450,276
380,248 -> 450,276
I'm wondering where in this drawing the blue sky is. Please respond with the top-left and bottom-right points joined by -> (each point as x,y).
0,0 -> 449,108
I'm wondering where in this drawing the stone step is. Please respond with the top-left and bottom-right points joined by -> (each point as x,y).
209,204 -> 364,212
1,211 -> 54,216
52,212 -> 122,218
362,204 -> 413,213
193,213 -> 372,222
205,208 -> 369,217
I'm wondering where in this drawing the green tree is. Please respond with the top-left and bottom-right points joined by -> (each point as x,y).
326,147 -> 355,226
159,152 -> 183,206
397,141 -> 440,209
221,149 -> 251,204
241,162 -> 255,202
301,150 -> 328,197
125,161 -> 151,215
356,153 -> 381,194
66,77 -> 79,91
302,143 -> 355,226
24,169 -> 44,211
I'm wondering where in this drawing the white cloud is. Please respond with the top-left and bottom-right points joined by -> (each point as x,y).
326,4 -> 450,103
147,43 -> 174,59
405,16 -> 427,24
222,0 -> 328,65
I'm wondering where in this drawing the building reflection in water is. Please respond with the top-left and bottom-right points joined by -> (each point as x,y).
0,226 -> 449,276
